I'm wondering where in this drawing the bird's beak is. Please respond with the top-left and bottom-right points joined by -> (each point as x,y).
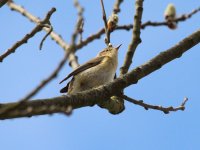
115,44 -> 122,51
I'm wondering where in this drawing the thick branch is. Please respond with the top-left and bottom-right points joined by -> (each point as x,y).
1,28 -> 200,119
0,7 -> 56,62
0,0 -> 8,7
1,2 -> 78,114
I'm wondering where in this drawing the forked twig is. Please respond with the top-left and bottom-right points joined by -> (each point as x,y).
39,23 -> 53,50
0,8 -> 56,62
7,1 -> 79,69
123,95 -> 188,114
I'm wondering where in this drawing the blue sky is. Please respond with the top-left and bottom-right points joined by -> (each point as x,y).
0,1 -> 200,150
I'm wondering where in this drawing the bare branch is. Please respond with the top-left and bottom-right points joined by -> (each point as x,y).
7,1 -> 79,69
100,0 -> 111,45
23,52 -> 69,101
0,1 -> 85,115
76,6 -> 200,50
0,28 -> 200,119
175,7 -> 200,22
142,6 -> 200,29
120,0 -> 143,76
0,0 -> 8,8
39,23 -> 53,50
100,0 -> 108,29
0,7 -> 56,62
113,0 -> 123,14
7,1 -> 200,54
73,0 -> 84,44
75,28 -> 105,49
123,95 -> 188,114
0,52 -> 70,115
75,0 -> 124,49
72,0 -> 84,46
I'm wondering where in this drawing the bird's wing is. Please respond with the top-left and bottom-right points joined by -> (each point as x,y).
60,81 -> 70,93
59,56 -> 105,84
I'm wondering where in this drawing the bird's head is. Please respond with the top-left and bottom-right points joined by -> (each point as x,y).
98,43 -> 122,58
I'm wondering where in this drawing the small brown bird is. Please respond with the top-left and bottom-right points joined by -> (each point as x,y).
59,44 -> 121,94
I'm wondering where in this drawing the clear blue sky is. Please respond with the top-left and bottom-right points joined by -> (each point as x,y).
0,1 -> 200,150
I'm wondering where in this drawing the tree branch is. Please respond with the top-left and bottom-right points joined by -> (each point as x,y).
0,0 -> 8,8
71,0 -> 84,46
0,7 -> 56,62
39,23 -> 53,50
123,95 -> 188,114
100,0 -> 111,45
0,1 -> 86,114
113,0 -> 123,14
75,0 -> 124,49
75,6 -> 200,50
7,0 -> 79,69
120,0 -> 143,75
0,52 -> 70,115
1,28 -> 200,119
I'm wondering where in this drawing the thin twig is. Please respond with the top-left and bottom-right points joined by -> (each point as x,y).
113,0 -> 124,14
0,50 -> 71,115
0,7 -> 56,62
0,8 -> 57,114
71,0 -> 84,46
39,23 -> 53,50
78,21 -> 84,44
123,95 -> 188,114
100,0 -> 108,29
175,7 -> 200,22
100,0 -> 110,45
75,28 -> 105,49
7,1 -> 199,56
67,0 -> 85,68
76,6 -> 200,50
141,7 -> 200,29
120,0 -> 143,76
23,52 -> 69,101
0,1 -> 85,115
7,1 -> 79,69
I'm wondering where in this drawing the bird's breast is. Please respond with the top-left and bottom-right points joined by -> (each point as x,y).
68,57 -> 117,94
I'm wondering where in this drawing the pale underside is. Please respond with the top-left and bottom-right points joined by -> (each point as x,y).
68,57 -> 117,94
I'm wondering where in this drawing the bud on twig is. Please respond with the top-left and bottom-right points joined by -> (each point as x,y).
164,3 -> 177,29
107,13 -> 119,32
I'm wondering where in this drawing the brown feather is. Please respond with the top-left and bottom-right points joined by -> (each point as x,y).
60,82 -> 70,93
59,56 -> 104,84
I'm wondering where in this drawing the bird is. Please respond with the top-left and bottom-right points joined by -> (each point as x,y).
59,43 -> 121,94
